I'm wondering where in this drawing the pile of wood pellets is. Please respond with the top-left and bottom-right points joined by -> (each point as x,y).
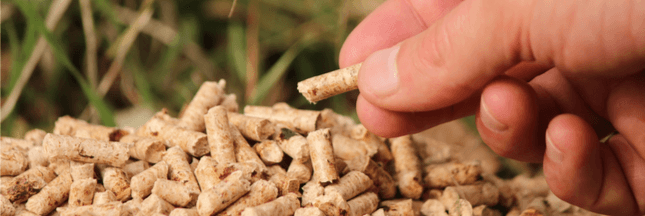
1,79 -> 603,216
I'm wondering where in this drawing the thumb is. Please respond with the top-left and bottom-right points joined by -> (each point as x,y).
357,0 -> 645,112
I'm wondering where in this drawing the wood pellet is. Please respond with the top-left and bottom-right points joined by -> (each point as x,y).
0,79 -> 602,216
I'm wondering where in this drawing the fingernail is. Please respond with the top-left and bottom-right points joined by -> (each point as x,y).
480,96 -> 508,132
360,45 -> 401,97
545,132 -> 563,164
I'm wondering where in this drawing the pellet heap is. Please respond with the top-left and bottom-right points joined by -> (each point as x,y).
1,79 -> 602,216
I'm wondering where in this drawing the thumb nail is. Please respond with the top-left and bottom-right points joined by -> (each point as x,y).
480,95 -> 508,132
545,132 -> 563,164
359,45 -> 401,97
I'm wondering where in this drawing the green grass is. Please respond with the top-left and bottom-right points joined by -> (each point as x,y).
1,0 -> 366,136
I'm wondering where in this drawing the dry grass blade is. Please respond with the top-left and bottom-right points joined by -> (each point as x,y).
0,2 -> 14,24
245,0 -> 259,102
80,1 -> 155,120
0,0 -> 73,122
79,0 -> 99,89
228,0 -> 238,18
98,3 -> 154,98
113,4 -> 215,80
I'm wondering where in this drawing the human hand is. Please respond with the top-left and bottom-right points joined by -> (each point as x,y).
339,0 -> 645,214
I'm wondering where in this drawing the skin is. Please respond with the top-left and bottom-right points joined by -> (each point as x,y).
338,0 -> 645,215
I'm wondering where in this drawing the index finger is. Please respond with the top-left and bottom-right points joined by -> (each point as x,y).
339,0 -> 462,68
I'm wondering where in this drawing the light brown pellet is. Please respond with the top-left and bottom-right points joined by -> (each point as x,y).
372,208 -> 386,216
1,194 -> 15,216
190,157 -> 199,173
332,134 -> 372,171
170,208 -> 199,216
205,106 -> 237,165
48,158 -> 71,175
197,171 -> 251,216
138,194 -> 175,215
241,193 -> 300,216
424,161 -> 483,188
164,146 -> 201,193
301,180 -> 325,207
418,138 -> 452,164
68,178 -> 96,207
43,134 -> 130,167
1,137 -> 35,150
178,80 -> 226,132
228,112 -> 275,141
93,190 -> 117,205
473,205 -> 502,216
152,108 -> 181,125
347,192 -> 379,216
518,208 -> 542,216
316,108 -> 356,135
325,171 -> 373,201
521,197 -> 547,216
1,145 -> 29,176
287,159 -> 312,183
24,129 -> 47,145
131,161 -> 169,199
95,183 -> 106,192
294,207 -> 325,216
14,205 -> 39,216
0,176 -> 10,191
58,201 -> 124,216
267,165 -> 300,196
333,133 -> 376,159
421,199 -> 448,216
123,160 -> 150,178
137,116 -> 209,157
230,125 -> 267,174
389,135 -> 423,199
441,182 -> 499,208
482,173 -> 514,208
510,175 -> 549,210
219,179 -> 279,216
276,129 -> 310,163
1,166 -> 56,203
25,171 -> 73,215
244,104 -> 320,134
70,161 -> 94,181
297,63 -> 361,103
100,167 -> 132,201
350,124 -> 392,163
254,140 -> 284,165
53,116 -> 128,141
334,157 -> 350,176
152,178 -> 198,207
362,159 -> 396,199
123,197 -> 142,215
221,93 -> 239,113
194,156 -> 240,191
307,129 -> 338,184
120,134 -> 166,163
413,200 -> 425,216
313,191 -> 349,216
27,146 -> 49,169
449,199 -> 473,216
380,199 -> 414,216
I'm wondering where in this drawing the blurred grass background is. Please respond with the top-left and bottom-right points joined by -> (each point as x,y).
0,0 -> 386,137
